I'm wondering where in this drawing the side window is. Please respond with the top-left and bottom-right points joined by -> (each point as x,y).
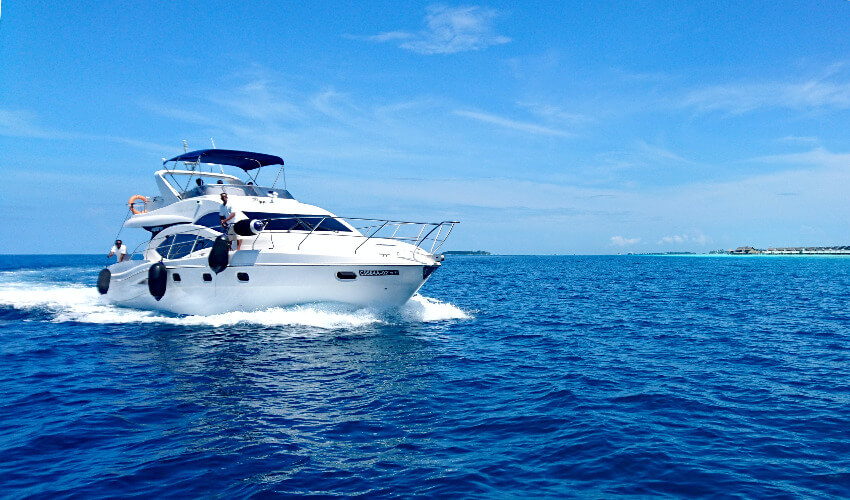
193,237 -> 213,253
156,235 -> 174,258
244,212 -> 306,231
314,217 -> 350,232
242,212 -> 350,232
268,217 -> 311,231
169,234 -> 197,259
195,212 -> 224,233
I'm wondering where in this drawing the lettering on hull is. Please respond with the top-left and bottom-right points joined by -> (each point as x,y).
359,270 -> 399,276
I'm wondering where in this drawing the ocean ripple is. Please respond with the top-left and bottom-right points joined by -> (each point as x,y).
1,255 -> 849,497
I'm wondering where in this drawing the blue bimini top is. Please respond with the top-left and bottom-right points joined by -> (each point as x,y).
166,149 -> 284,171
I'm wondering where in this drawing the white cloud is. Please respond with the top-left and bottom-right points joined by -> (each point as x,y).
657,233 -> 708,245
611,235 -> 640,246
364,5 -> 510,55
453,109 -> 573,137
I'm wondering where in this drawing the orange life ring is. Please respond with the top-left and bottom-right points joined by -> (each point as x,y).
128,195 -> 148,214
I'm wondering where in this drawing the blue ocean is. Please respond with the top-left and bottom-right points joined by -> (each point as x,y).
1,255 -> 849,497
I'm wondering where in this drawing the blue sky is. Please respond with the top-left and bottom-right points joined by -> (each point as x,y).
3,1 -> 850,254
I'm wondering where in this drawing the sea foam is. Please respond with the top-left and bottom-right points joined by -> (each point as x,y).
0,272 -> 470,328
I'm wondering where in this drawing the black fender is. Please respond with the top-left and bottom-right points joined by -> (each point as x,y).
234,219 -> 264,236
208,236 -> 230,274
97,268 -> 111,295
148,262 -> 167,301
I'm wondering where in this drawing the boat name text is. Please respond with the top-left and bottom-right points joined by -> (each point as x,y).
359,270 -> 399,276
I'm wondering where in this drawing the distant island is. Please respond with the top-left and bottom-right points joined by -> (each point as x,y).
443,250 -> 491,256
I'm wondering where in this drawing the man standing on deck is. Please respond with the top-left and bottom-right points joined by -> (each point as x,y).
219,193 -> 242,251
107,240 -> 127,262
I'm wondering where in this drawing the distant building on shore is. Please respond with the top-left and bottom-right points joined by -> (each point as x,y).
720,246 -> 850,255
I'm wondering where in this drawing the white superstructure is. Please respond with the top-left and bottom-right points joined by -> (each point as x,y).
98,149 -> 457,315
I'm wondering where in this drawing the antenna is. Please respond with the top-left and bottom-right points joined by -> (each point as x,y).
210,138 -> 216,149
181,140 -> 195,171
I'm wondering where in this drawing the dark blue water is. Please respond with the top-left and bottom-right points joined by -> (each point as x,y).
2,255 -> 849,498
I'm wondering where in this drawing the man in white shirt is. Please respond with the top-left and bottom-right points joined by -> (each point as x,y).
219,193 -> 242,251
108,240 -> 128,262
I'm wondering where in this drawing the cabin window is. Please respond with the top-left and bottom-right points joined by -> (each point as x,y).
243,212 -> 351,232
237,272 -> 250,282
194,212 -> 225,233
157,234 -> 214,260
203,273 -> 212,282
336,271 -> 356,280
168,234 -> 197,259
156,235 -> 174,258
305,217 -> 350,232
193,237 -> 214,252
172,273 -> 181,282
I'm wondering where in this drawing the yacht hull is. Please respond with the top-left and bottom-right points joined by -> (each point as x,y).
103,260 -> 436,315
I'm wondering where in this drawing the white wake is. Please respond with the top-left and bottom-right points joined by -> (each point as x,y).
0,277 -> 471,328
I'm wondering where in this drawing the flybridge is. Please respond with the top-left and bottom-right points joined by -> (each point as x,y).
165,149 -> 284,171
158,149 -> 288,201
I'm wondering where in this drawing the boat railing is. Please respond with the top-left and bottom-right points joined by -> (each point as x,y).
278,215 -> 458,255
125,215 -> 458,262
343,217 -> 458,255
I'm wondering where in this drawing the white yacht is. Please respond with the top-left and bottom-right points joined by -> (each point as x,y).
97,149 -> 457,315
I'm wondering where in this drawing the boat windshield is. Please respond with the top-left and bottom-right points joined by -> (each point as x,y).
181,184 -> 293,200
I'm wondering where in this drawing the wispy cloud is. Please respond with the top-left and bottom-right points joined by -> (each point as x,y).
367,31 -> 414,43
310,88 -> 359,121
657,233 -> 708,245
751,147 -> 850,167
779,135 -> 819,145
635,141 -> 691,164
516,102 -> 589,125
0,109 -> 76,139
611,235 -> 640,246
138,102 -> 215,127
208,80 -> 305,123
361,5 -> 510,55
0,108 -> 172,152
453,110 -> 573,137
680,78 -> 850,114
